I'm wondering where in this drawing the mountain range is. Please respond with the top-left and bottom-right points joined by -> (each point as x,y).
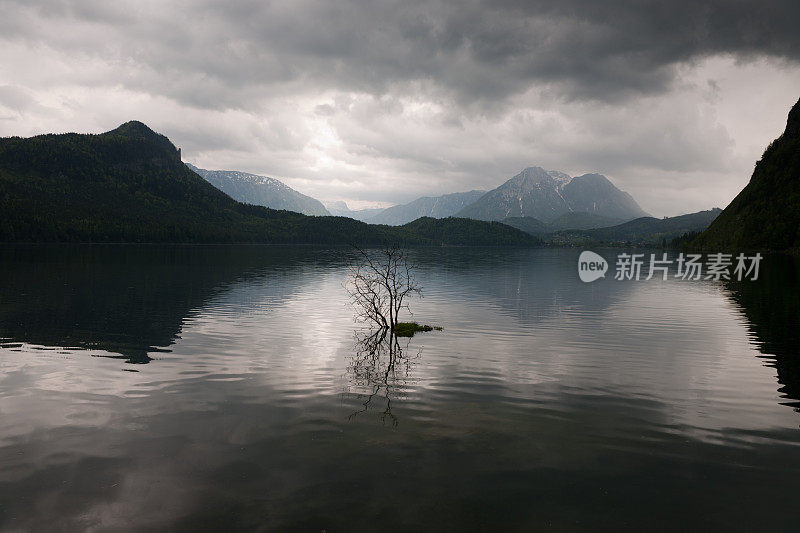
0,121 -> 537,246
455,167 -> 649,222
3,116 -> 771,249
540,208 -> 723,246
694,96 -> 800,251
186,164 -> 329,216
179,148 -> 651,231
367,190 -> 486,225
322,167 -> 648,229
325,201 -> 387,222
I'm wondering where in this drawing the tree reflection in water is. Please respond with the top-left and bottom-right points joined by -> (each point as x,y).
346,328 -> 421,426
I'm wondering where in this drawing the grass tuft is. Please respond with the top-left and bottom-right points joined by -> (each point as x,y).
393,322 -> 443,337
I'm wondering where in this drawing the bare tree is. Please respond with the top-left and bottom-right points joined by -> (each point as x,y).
346,246 -> 422,331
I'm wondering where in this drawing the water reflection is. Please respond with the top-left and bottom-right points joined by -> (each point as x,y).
1,245 -> 800,413
347,329 -> 421,426
406,247 -> 636,326
1,245 -> 800,530
0,244 -> 348,362
722,253 -> 800,409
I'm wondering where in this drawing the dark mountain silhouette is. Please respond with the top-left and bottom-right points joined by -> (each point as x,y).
510,208 -> 721,245
502,212 -> 624,235
694,97 -> 800,251
0,122 -> 536,246
399,216 -> 542,245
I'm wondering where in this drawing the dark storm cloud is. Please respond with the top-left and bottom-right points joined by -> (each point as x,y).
2,0 -> 798,109
1,0 -> 799,216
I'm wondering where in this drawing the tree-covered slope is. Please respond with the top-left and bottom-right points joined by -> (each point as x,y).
0,121 -> 255,242
502,212 -> 624,235
500,216 -> 550,235
399,217 -> 541,246
548,208 -> 721,245
694,97 -> 800,251
0,122 -> 536,246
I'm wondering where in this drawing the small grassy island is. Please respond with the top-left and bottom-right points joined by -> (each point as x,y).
393,322 -> 443,337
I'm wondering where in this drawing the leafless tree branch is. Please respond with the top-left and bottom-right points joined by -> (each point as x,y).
345,246 -> 422,331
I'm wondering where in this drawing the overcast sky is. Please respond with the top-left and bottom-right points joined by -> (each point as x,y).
1,0 -> 799,216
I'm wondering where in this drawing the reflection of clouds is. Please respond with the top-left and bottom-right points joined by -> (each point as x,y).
170,249 -> 800,442
407,263 -> 798,442
174,270 -> 353,394
2,248 -> 796,442
412,248 -> 635,327
2,248 -> 800,529
581,282 -> 795,441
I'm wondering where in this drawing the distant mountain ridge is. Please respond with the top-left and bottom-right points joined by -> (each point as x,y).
368,190 -> 487,225
561,173 -> 647,220
694,96 -> 800,251
0,121 -> 538,246
545,208 -> 722,245
502,212 -> 625,235
186,163 -> 329,216
456,167 -> 649,223
325,201 -> 386,222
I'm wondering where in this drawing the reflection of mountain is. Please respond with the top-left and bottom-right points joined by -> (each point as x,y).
723,254 -> 800,408
404,247 -> 631,325
0,245 -> 336,363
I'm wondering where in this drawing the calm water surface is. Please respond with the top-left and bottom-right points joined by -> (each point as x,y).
0,245 -> 799,531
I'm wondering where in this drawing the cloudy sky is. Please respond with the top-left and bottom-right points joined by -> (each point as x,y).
1,0 -> 799,216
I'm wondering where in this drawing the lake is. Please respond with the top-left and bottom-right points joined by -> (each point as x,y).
1,245 -> 799,531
